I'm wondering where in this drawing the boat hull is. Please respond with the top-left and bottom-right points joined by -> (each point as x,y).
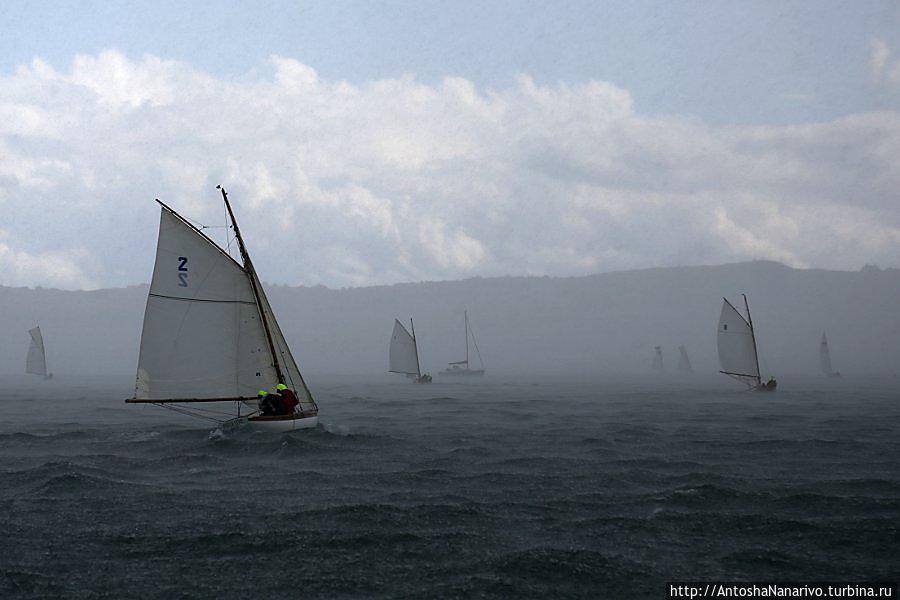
755,380 -> 777,392
247,413 -> 318,431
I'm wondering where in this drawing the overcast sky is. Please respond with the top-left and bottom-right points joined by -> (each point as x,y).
1,1 -> 899,289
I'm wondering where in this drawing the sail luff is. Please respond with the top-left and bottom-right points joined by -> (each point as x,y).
411,318 -> 422,378
743,294 -> 762,385
219,186 -> 285,386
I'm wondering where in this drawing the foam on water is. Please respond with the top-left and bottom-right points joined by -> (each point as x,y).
0,375 -> 898,598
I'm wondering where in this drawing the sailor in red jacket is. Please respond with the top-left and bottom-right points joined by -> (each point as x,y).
275,383 -> 299,415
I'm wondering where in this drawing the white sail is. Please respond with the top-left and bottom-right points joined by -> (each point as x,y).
252,270 -> 317,412
651,346 -> 664,371
134,206 -> 277,400
819,332 -> 834,376
677,345 -> 693,373
26,326 -> 48,377
717,299 -> 759,386
389,319 -> 419,376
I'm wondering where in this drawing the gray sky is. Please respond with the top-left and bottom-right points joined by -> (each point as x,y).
1,1 -> 899,289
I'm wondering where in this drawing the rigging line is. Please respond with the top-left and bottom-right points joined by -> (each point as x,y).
157,402 -> 227,423
469,324 -> 484,367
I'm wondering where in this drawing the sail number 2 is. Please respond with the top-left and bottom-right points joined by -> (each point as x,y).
177,256 -> 189,287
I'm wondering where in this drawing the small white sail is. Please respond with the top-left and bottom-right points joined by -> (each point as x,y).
651,346 -> 664,371
26,326 -> 48,377
389,319 -> 419,376
820,332 -> 834,377
717,299 -> 759,387
134,206 -> 277,401
677,345 -> 693,373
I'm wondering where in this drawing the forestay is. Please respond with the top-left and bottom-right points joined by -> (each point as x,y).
717,299 -> 760,386
251,269 -> 316,412
26,327 -> 47,377
134,207 -> 277,400
389,319 -> 419,376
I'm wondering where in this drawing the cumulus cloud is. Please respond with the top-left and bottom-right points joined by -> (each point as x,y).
1,50 -> 899,289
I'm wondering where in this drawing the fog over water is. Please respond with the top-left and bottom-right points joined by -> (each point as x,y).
2,260 -> 898,380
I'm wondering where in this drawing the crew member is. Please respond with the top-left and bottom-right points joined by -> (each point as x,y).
257,389 -> 275,416
276,383 -> 299,415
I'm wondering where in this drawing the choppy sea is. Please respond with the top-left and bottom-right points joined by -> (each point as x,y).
0,375 -> 897,598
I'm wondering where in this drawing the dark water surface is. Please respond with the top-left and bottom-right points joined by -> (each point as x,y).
1,375 -> 898,598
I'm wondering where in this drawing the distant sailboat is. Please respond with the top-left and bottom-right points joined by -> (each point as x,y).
26,326 -> 52,379
651,346 -> 664,372
677,345 -> 693,373
440,310 -> 485,377
125,187 -> 318,431
389,318 -> 432,383
820,332 -> 842,378
717,295 -> 776,391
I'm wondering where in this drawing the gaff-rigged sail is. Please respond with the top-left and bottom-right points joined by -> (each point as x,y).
26,326 -> 48,377
389,319 -> 420,377
717,298 -> 761,388
129,197 -> 317,415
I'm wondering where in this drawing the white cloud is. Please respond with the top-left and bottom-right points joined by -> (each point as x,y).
0,50 -> 899,290
0,231 -> 96,289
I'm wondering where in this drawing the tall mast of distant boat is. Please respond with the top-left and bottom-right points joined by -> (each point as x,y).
410,318 -> 422,379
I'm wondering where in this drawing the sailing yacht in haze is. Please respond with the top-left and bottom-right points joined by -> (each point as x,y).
389,318 -> 432,383
125,187 -> 318,431
820,332 -> 842,378
677,345 -> 693,373
717,295 -> 776,391
651,346 -> 664,372
26,326 -> 52,379
440,310 -> 485,376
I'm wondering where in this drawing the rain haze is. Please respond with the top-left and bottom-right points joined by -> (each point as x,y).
1,2 -> 898,598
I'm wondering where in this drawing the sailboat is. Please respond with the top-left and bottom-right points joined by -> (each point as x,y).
717,295 -> 776,391
651,346 -> 664,372
440,310 -> 485,376
125,187 -> 318,431
677,345 -> 693,373
26,326 -> 52,379
820,332 -> 842,378
389,318 -> 432,383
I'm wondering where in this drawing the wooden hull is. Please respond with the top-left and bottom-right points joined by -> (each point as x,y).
755,380 -> 777,392
247,413 -> 318,431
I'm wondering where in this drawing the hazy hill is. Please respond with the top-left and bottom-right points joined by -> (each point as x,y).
1,261 -> 898,378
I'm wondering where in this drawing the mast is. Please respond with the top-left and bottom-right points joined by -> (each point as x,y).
218,185 -> 285,384
464,310 -> 469,368
410,317 -> 422,378
743,294 -> 762,386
